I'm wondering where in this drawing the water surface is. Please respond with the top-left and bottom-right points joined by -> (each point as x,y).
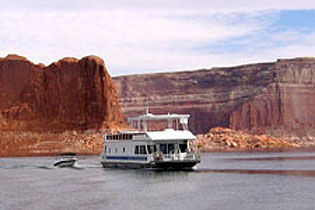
1,152 -> 315,210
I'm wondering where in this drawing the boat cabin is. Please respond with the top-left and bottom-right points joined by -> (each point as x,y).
101,111 -> 200,169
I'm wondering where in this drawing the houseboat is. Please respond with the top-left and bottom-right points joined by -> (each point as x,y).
100,111 -> 200,169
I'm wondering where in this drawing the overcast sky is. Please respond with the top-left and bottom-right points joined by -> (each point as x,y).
0,0 -> 315,75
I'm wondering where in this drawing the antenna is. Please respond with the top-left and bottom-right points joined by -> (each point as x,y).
146,94 -> 150,114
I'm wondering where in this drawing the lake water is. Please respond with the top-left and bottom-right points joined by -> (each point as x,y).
1,152 -> 315,210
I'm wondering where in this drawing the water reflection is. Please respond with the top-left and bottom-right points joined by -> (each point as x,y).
226,155 -> 315,161
195,169 -> 315,177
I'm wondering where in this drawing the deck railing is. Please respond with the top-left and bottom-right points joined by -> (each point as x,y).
153,152 -> 200,162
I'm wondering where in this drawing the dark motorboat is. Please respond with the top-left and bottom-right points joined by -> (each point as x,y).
53,158 -> 77,167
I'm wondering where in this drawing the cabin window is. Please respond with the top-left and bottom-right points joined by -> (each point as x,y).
179,144 -> 188,152
168,144 -> 175,154
160,144 -> 166,154
153,145 -> 157,153
140,145 -> 146,154
123,147 -> 126,153
135,146 -> 139,154
104,146 -> 107,154
147,145 -> 152,154
108,148 -> 111,153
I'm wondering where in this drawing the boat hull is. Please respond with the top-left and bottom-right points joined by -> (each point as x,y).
100,160 -> 199,170
154,160 -> 199,169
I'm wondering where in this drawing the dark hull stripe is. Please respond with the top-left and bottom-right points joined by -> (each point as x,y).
105,156 -> 147,161
101,160 -> 199,169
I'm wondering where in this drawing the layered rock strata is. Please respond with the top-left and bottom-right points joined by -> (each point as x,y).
0,54 -> 123,132
113,58 -> 315,140
0,54 -> 124,156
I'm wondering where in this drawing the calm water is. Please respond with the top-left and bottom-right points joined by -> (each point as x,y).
1,152 -> 315,210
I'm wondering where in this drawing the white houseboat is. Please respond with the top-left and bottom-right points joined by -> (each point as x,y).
100,111 -> 200,169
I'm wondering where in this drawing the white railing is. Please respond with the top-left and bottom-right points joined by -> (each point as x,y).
153,152 -> 200,162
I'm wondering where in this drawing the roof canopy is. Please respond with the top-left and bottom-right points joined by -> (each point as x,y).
146,129 -> 196,140
127,112 -> 190,122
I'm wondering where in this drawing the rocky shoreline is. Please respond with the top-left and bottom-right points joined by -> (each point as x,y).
1,128 -> 314,157
196,127 -> 300,152
1,54 -> 315,157
0,131 -> 103,157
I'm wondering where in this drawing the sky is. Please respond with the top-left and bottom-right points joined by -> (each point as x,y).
0,0 -> 315,75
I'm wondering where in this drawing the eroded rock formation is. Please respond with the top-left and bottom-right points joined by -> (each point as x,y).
0,54 -> 124,156
113,57 -> 315,140
0,54 -> 123,132
196,127 -> 297,151
229,58 -> 315,132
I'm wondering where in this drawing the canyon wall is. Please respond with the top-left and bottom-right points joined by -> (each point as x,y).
0,54 -> 124,156
113,58 -> 315,137
0,54 -> 123,132
229,58 -> 315,134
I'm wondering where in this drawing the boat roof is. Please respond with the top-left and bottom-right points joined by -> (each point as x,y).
127,112 -> 190,122
146,129 -> 196,141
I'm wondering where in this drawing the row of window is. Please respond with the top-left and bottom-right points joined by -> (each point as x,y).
104,143 -> 188,155
104,146 -> 122,154
106,134 -> 133,140
104,145 -> 157,155
134,145 -> 157,155
159,143 -> 188,154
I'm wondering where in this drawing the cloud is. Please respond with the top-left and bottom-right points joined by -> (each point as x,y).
0,10 -> 268,74
0,1 -> 314,75
1,0 -> 315,12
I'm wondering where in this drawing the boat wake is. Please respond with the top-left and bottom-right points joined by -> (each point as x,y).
225,155 -> 315,161
0,162 -> 102,170
194,168 -> 315,177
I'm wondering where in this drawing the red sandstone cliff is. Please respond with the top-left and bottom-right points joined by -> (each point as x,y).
0,54 -> 124,156
113,57 -> 315,144
229,59 -> 315,132
0,54 -> 123,132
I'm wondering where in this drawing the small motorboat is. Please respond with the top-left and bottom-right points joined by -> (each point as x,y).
53,157 -> 77,168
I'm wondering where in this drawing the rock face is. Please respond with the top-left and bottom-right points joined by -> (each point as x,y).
0,54 -> 123,132
0,131 -> 104,157
229,58 -> 315,133
0,54 -> 124,156
113,57 -> 315,137
196,127 -> 297,151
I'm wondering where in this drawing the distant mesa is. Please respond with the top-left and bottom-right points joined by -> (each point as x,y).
113,57 -> 315,146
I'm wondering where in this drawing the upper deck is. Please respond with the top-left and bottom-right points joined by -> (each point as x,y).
127,111 -> 190,132
104,111 -> 196,141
